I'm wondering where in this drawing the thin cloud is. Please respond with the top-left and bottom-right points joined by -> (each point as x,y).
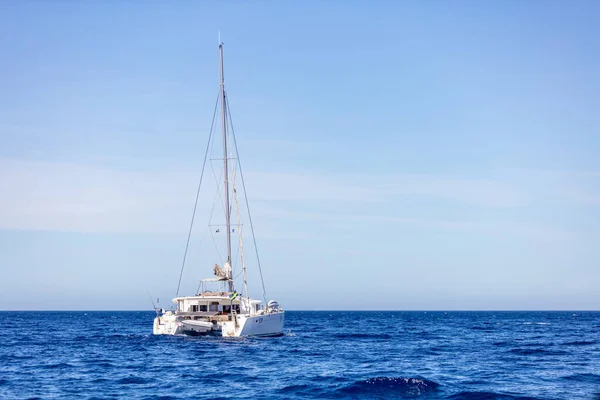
0,157 -> 596,235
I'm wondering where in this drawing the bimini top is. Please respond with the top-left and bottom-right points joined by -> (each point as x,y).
201,277 -> 230,282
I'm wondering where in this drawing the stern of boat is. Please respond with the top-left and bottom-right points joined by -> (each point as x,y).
222,310 -> 285,337
153,311 -> 181,335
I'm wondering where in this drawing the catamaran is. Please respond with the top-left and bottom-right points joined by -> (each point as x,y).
153,42 -> 284,337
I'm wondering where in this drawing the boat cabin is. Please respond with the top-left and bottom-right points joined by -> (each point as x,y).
173,293 -> 263,321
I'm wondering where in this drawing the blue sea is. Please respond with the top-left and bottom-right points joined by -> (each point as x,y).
0,311 -> 599,399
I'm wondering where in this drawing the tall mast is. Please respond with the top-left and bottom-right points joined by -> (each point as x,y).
219,42 -> 234,292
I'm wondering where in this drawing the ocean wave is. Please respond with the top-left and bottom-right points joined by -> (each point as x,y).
47,362 -> 75,369
278,383 -> 334,398
562,373 -> 600,384
278,384 -> 320,396
339,377 -> 440,397
2,354 -> 34,361
471,326 -> 494,331
280,384 -> 311,392
333,333 -> 393,340
562,340 -> 597,346
509,348 -> 568,356
116,376 -> 151,385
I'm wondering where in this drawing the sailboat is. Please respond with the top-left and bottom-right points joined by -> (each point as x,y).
153,42 -> 284,337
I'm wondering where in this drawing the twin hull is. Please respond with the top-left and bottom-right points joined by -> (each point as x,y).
153,311 -> 285,337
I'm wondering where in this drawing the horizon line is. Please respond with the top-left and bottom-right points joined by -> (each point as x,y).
1,309 -> 598,312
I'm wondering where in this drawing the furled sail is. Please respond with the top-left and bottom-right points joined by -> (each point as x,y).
213,264 -> 228,280
213,262 -> 232,281
224,261 -> 232,280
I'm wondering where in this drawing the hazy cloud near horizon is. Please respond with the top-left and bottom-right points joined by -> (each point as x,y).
2,157 -> 598,240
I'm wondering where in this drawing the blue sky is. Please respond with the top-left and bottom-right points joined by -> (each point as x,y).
1,1 -> 599,310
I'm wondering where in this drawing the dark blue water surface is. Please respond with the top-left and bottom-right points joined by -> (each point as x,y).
0,311 -> 599,399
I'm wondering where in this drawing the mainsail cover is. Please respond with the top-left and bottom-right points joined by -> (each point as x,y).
213,263 -> 232,280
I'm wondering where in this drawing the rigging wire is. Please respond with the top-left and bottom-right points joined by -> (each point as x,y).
209,157 -> 226,218
176,93 -> 220,297
209,224 -> 224,264
208,161 -> 225,262
225,98 -> 268,303
227,108 -> 244,293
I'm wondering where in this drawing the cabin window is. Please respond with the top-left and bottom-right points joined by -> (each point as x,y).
199,305 -> 207,312
191,305 -> 198,312
223,305 -> 231,314
209,302 -> 219,312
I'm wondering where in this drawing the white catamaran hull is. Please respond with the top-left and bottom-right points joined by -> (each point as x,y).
153,316 -> 213,336
153,311 -> 285,337
153,312 -> 181,335
222,311 -> 285,337
179,319 -> 213,334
